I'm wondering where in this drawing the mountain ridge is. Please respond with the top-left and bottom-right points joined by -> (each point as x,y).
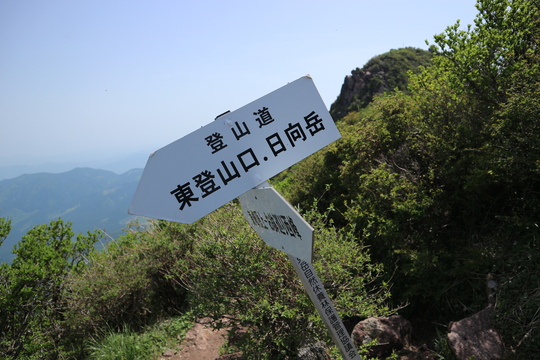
0,150 -> 152,180
0,167 -> 144,263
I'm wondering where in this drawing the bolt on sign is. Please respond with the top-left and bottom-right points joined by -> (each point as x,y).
129,75 -> 341,224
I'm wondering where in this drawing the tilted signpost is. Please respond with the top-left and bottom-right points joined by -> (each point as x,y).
238,184 -> 361,359
129,76 -> 361,359
129,76 -> 341,224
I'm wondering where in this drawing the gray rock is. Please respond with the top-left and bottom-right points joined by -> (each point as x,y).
297,341 -> 331,359
351,315 -> 412,358
447,306 -> 504,360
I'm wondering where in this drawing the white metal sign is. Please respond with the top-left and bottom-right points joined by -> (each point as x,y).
239,185 -> 314,263
290,255 -> 362,360
129,76 -> 341,224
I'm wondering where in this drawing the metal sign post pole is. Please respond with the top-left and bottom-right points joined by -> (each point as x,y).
288,255 -> 362,360
239,184 -> 361,359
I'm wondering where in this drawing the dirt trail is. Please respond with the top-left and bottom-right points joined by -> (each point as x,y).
158,318 -> 229,360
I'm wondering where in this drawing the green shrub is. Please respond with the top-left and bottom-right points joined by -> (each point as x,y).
494,234 -> 540,359
64,226 -> 187,339
278,0 -> 540,326
159,203 -> 392,358
0,219 -> 99,359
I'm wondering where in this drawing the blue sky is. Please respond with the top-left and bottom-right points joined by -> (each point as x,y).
0,0 -> 478,171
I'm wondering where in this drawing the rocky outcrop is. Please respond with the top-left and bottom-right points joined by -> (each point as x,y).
446,272 -> 504,360
447,306 -> 504,360
330,69 -> 385,119
297,341 -> 331,360
329,47 -> 433,120
351,315 -> 412,358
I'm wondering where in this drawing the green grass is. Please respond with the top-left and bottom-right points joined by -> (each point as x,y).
87,312 -> 194,360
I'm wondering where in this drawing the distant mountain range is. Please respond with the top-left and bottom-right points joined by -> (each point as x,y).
0,150 -> 151,181
0,167 -> 144,263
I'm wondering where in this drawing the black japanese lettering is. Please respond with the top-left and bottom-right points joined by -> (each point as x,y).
285,216 -> 302,239
324,307 -> 333,316
192,170 -> 221,198
247,210 -> 258,226
247,210 -> 268,229
277,215 -> 288,235
265,213 -> 278,232
217,160 -> 241,185
258,212 -> 268,228
205,133 -> 228,153
253,107 -> 275,127
269,214 -> 282,233
321,299 -> 330,309
170,182 -> 199,210
237,148 -> 260,172
258,213 -> 302,239
266,132 -> 286,157
304,111 -> 325,136
284,122 -> 307,147
232,121 -> 251,140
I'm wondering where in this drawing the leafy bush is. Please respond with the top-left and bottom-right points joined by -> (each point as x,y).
494,233 -> 540,359
0,219 -> 99,359
280,0 -> 540,328
158,203 -> 393,358
62,201 -> 391,358
64,224 -> 188,341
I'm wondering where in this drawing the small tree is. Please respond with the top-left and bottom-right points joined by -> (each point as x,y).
0,219 -> 99,359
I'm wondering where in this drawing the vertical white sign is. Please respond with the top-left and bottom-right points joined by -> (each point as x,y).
289,255 -> 362,360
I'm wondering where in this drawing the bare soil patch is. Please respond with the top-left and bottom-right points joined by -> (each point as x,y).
158,318 -> 230,360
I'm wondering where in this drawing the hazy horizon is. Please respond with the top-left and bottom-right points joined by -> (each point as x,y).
1,0 -> 478,176
0,149 -> 151,180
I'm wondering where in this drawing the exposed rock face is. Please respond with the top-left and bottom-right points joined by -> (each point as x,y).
330,69 -> 384,119
297,341 -> 331,360
447,306 -> 504,360
341,70 -> 372,105
329,47 -> 433,120
351,315 -> 412,358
